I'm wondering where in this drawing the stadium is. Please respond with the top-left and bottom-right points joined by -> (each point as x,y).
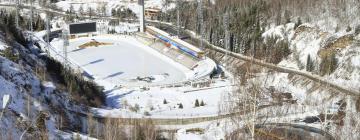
45,20 -> 218,89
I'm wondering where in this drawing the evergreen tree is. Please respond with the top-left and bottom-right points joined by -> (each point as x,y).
111,8 -> 116,17
294,17 -> 302,29
88,7 -> 93,18
178,103 -> 183,109
200,100 -> 205,106
69,5 -> 74,13
355,25 -> 360,35
79,5 -> 84,16
320,52 -> 338,75
284,10 -> 291,24
195,99 -> 199,107
163,99 -> 167,104
306,54 -> 314,72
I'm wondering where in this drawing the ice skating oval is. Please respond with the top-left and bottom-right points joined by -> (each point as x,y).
67,35 -> 188,86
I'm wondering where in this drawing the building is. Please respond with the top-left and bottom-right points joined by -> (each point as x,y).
145,8 -> 161,20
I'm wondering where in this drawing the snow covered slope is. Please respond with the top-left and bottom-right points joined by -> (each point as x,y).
56,0 -> 175,17
0,35 -> 86,139
264,23 -> 360,92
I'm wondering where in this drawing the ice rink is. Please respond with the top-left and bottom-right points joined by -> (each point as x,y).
65,35 -> 189,86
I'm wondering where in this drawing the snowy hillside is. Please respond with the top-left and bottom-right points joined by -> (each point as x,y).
56,0 -> 175,17
263,23 -> 360,92
0,34 -> 88,139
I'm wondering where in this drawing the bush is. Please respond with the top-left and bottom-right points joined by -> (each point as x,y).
144,111 -> 151,116
346,25 -> 352,32
1,47 -> 19,62
130,104 -> 140,112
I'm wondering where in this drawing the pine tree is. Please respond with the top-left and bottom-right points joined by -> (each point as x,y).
88,7 -> 93,18
200,100 -> 205,106
284,10 -> 291,24
178,103 -> 183,109
329,53 -> 338,73
320,52 -> 338,75
163,99 -> 167,104
355,25 -> 360,35
111,8 -> 116,17
294,17 -> 302,29
306,54 -> 314,72
195,99 -> 199,107
79,5 -> 84,16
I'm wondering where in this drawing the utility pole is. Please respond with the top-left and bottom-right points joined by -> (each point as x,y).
62,30 -> 69,67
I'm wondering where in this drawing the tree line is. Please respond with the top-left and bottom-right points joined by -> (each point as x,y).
162,0 -> 359,66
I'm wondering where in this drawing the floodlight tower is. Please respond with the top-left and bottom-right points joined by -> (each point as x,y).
138,0 -> 145,32
62,30 -> 69,67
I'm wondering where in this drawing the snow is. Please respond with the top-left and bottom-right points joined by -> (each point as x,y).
39,32 -> 231,118
0,42 -> 7,51
109,23 -> 139,33
91,77 -> 231,118
52,35 -> 190,86
0,55 -> 59,139
55,0 -> 174,17
263,22 -> 360,92
262,23 -> 295,42
177,129 -> 202,140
